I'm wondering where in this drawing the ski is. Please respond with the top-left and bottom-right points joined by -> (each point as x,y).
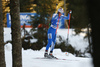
34,57 -> 66,60
34,57 -> 80,61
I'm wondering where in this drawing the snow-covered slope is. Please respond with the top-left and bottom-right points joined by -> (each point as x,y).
4,28 -> 93,67
5,43 -> 93,67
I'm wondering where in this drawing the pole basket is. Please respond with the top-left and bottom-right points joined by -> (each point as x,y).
65,52 -> 69,56
65,38 -> 70,46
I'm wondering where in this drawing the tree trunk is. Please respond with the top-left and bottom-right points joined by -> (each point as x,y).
0,0 -> 6,67
88,0 -> 100,67
87,24 -> 92,53
10,0 -> 22,67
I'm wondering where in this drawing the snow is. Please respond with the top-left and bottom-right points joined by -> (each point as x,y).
5,43 -> 93,67
4,28 -> 94,67
57,29 -> 89,52
30,39 -> 38,43
4,28 -> 12,42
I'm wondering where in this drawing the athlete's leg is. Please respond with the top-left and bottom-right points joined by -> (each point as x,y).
44,27 -> 56,58
44,32 -> 53,57
49,34 -> 57,58
50,34 -> 56,53
45,33 -> 53,51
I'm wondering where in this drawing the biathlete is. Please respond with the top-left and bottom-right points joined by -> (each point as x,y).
44,7 -> 72,59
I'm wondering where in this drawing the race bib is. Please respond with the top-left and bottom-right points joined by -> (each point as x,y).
48,33 -> 52,39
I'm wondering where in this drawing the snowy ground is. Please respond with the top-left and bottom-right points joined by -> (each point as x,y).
5,43 -> 93,67
4,28 -> 94,67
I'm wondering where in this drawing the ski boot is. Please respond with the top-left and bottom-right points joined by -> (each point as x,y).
44,53 -> 53,59
49,53 -> 57,59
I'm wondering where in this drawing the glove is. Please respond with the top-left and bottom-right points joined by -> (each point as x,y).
69,10 -> 72,14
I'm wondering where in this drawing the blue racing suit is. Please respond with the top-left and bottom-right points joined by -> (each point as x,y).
46,13 -> 70,52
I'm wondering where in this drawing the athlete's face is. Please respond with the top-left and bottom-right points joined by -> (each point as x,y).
58,12 -> 62,17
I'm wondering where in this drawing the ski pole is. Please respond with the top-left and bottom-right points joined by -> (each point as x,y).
56,17 -> 60,34
66,10 -> 72,45
66,10 -> 72,56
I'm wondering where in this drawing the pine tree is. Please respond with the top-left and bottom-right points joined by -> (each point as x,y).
29,0 -> 60,28
10,0 -> 22,67
2,0 -> 10,27
0,0 -> 6,67
20,0 -> 34,12
88,0 -> 100,66
66,0 -> 89,33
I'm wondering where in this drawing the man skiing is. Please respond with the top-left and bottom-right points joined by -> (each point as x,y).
44,7 -> 71,59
